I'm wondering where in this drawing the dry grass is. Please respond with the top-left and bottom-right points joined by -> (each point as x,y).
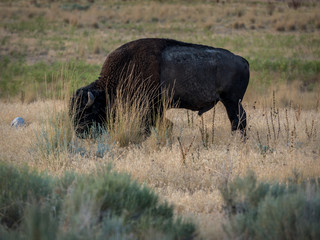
246,80 -> 320,110
1,1 -> 319,64
103,66 -> 174,148
106,81 -> 151,147
1,0 -> 320,238
1,95 -> 319,238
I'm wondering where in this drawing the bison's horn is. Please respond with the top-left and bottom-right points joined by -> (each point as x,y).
87,91 -> 95,107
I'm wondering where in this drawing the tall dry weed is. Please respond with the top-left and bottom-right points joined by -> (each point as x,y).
106,66 -> 154,147
148,88 -> 176,149
104,64 -> 177,148
106,88 -> 148,147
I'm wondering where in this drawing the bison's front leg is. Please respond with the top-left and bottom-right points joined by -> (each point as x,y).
221,98 -> 247,137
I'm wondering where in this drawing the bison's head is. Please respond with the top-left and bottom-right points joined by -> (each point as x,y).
70,87 -> 106,138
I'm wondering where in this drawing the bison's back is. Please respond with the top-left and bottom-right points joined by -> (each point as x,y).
97,38 -> 249,113
98,39 -> 170,95
160,44 -> 249,112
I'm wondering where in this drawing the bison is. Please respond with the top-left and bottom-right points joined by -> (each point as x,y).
70,38 -> 249,138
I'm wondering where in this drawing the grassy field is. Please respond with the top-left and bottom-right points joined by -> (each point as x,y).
1,0 -> 320,239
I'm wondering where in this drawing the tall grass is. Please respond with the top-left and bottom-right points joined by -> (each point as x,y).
31,64 -> 77,171
34,109 -> 74,167
149,89 -> 176,149
106,67 -> 174,148
106,82 -> 150,147
30,62 -> 175,170
32,66 -> 116,171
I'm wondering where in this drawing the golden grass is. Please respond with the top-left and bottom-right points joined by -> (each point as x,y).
1,0 -> 320,238
1,1 -> 319,39
1,94 -> 319,238
106,86 -> 150,147
246,80 -> 320,110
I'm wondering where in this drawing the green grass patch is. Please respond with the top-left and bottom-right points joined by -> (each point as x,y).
1,31 -> 319,100
0,57 -> 100,100
3,16 -> 51,34
248,58 -> 320,88
0,162 -> 196,239
249,58 -> 320,74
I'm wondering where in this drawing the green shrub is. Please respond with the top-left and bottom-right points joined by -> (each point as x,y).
0,162 -> 196,239
221,171 -> 320,240
0,162 -> 53,228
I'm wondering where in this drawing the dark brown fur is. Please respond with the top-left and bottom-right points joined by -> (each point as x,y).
98,39 -> 168,99
70,38 -> 249,138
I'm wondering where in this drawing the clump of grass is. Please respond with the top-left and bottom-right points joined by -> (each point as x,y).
305,119 -> 316,141
0,162 -> 196,239
274,22 -> 286,32
177,136 -> 195,165
221,171 -> 320,240
93,40 -> 101,54
94,127 -> 114,158
67,16 -> 80,28
197,106 -> 216,148
186,110 -> 194,128
149,89 -> 175,149
32,65 -> 74,164
106,83 -> 150,147
35,110 -> 73,159
288,0 -> 302,9
287,20 -> 297,31
267,2 -> 276,16
232,22 -> 246,30
252,91 -> 315,155
106,66 -> 175,148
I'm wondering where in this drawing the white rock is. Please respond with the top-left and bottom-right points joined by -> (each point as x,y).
11,117 -> 25,128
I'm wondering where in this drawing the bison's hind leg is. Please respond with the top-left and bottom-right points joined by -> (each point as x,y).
221,97 -> 247,137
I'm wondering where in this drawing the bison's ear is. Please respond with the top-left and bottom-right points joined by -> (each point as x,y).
86,91 -> 95,107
